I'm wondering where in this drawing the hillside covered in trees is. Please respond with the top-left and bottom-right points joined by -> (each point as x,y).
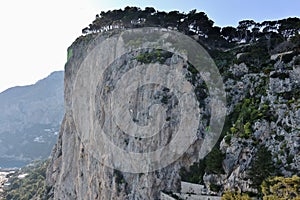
82,6 -> 300,52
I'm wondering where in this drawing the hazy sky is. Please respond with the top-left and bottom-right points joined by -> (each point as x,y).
0,0 -> 299,92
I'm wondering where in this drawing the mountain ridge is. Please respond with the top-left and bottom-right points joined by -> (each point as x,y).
0,71 -> 64,168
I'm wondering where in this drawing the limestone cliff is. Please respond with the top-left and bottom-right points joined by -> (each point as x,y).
45,29 -> 219,199
46,8 -> 300,199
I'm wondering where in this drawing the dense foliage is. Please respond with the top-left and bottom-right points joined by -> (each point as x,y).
222,176 -> 300,200
82,7 -> 300,52
4,161 -> 47,200
262,176 -> 300,199
222,190 -> 251,200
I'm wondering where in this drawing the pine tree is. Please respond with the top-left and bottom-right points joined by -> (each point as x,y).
248,146 -> 275,194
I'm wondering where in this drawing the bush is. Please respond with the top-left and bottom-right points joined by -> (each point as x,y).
261,176 -> 300,199
222,190 -> 251,200
180,161 -> 206,184
224,134 -> 232,145
210,183 -> 222,192
136,49 -> 173,64
205,146 -> 225,174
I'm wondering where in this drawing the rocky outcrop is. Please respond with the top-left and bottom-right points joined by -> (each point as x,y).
45,29 -> 219,199
207,56 -> 300,193
46,21 -> 300,199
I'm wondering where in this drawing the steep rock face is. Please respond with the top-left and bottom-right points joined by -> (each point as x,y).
209,57 -> 300,193
46,27 -> 300,198
46,31 -> 212,199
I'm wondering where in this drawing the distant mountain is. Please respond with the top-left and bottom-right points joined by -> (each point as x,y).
0,71 -> 64,168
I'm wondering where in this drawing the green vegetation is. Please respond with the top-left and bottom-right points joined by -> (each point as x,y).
222,190 -> 251,200
180,146 -> 225,186
113,169 -> 128,193
160,95 -> 170,104
4,160 -> 48,200
279,87 -> 300,100
270,71 -> 289,79
205,146 -> 225,174
180,161 -> 206,184
228,98 -> 257,139
222,175 -> 300,200
261,175 -> 300,199
210,183 -> 222,193
81,7 -> 300,57
227,96 -> 276,140
224,134 -> 232,145
209,50 -> 235,80
67,48 -> 73,62
114,169 -> 125,184
135,49 -> 173,64
248,146 -> 275,195
237,43 -> 270,69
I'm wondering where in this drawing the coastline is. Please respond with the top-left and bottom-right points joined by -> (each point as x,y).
0,168 -> 17,198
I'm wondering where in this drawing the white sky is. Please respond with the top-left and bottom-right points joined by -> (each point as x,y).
0,0 -> 299,93
0,0 -> 99,92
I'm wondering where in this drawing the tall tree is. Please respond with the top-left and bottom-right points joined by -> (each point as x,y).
278,17 -> 300,39
193,12 -> 214,35
165,11 -> 183,28
237,20 -> 256,42
248,146 -> 275,195
221,26 -> 238,42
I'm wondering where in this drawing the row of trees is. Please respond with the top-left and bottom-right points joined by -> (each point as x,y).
82,7 -> 300,48
223,18 -> 300,42
82,7 -> 215,36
